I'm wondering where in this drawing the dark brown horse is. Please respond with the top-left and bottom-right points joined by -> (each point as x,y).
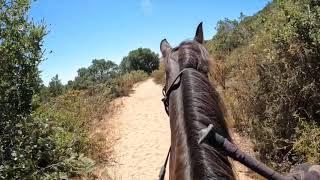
160,23 -> 235,180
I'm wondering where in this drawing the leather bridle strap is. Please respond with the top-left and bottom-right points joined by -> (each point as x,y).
161,68 -> 195,115
159,147 -> 171,180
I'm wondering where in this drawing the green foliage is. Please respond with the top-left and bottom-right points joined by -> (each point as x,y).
0,1 -> 150,179
71,59 -> 118,90
48,74 -> 64,97
37,69 -> 148,164
29,107 -> 95,178
252,0 -> 320,170
32,69 -> 147,177
208,13 -> 260,56
0,0 -> 49,178
120,48 -> 159,74
294,121 -> 320,164
0,1 -> 94,178
0,0 -> 45,117
111,70 -> 148,97
89,59 -> 118,83
207,0 -> 320,171
211,18 -> 239,53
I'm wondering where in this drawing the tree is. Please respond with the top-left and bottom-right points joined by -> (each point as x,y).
72,59 -> 119,89
48,74 -> 64,97
212,18 -> 240,53
0,0 -> 54,178
120,48 -> 159,74
90,59 -> 118,83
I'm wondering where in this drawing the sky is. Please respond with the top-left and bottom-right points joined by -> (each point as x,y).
30,0 -> 270,85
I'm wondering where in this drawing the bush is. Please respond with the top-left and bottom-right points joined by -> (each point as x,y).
0,0 -> 73,178
31,91 -> 97,178
37,70 -> 148,164
207,0 -> 320,172
151,61 -> 165,85
111,70 -> 148,97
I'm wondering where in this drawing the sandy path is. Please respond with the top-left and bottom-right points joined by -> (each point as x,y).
107,79 -> 256,180
109,79 -> 170,180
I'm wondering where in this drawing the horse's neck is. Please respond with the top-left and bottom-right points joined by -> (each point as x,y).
168,69 -> 235,180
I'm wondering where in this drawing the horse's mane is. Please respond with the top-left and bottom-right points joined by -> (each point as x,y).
177,41 -> 235,179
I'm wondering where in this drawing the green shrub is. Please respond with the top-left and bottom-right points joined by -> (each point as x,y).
0,0 -> 74,178
294,121 -> 320,164
207,0 -> 320,171
31,94 -> 95,178
36,70 -> 148,167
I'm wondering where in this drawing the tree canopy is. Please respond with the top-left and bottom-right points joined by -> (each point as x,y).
120,48 -> 159,74
48,74 -> 64,97
71,59 -> 118,89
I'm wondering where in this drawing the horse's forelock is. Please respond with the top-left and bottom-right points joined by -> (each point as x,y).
177,41 -> 209,74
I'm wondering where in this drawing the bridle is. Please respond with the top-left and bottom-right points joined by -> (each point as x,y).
161,68 -> 194,116
159,68 -> 299,180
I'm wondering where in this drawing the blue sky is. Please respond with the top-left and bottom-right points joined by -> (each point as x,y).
30,0 -> 270,84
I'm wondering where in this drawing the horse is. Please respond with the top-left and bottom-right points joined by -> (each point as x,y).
159,23 -> 320,180
160,23 -> 235,180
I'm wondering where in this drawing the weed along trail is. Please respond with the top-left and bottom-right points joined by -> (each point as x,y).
107,78 -> 255,180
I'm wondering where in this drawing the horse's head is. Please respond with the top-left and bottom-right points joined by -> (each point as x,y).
159,23 -> 235,180
160,22 -> 209,91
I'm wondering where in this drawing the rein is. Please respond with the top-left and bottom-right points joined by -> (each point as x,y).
159,68 -> 297,180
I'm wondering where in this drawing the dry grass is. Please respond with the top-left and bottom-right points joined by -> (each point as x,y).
206,0 -> 320,172
151,61 -> 165,85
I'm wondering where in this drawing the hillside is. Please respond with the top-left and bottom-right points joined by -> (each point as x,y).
206,0 -> 320,171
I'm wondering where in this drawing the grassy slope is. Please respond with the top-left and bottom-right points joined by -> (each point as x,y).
206,0 -> 320,171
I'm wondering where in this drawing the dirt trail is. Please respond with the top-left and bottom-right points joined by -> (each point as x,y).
105,79 -> 256,180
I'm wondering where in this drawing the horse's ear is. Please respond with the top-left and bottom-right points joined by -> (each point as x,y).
160,39 -> 172,57
194,22 -> 204,44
